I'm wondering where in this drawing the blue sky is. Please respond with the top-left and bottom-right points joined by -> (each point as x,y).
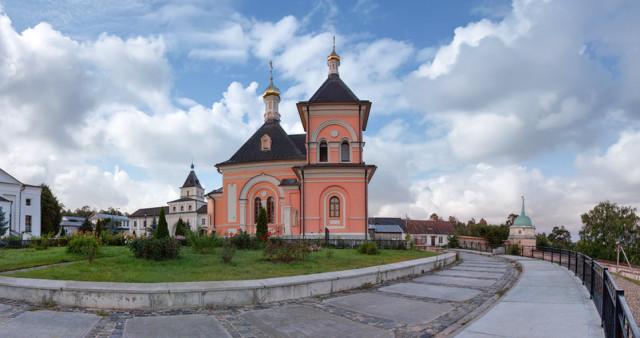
1,0 -> 639,237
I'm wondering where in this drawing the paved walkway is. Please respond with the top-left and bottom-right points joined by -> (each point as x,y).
0,252 -> 604,337
455,255 -> 604,338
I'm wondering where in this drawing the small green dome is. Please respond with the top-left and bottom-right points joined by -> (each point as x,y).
512,197 -> 533,227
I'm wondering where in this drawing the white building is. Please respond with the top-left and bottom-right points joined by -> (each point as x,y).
130,164 -> 207,236
0,168 -> 42,238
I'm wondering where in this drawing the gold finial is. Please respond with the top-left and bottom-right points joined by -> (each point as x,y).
328,35 -> 340,61
262,60 -> 280,98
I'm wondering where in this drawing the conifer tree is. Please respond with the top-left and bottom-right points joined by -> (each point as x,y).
79,218 -> 93,233
256,206 -> 268,239
154,208 -> 169,239
0,206 -> 9,245
95,219 -> 103,237
175,218 -> 186,237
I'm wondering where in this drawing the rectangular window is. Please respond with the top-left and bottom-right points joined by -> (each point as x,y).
26,199 -> 31,206
439,236 -> 443,244
134,220 -> 137,227
201,218 -> 205,225
25,215 -> 32,232
143,220 -> 147,227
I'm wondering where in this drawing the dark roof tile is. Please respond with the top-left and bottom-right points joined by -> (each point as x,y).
405,220 -> 456,235
309,74 -> 359,103
218,121 -> 306,166
182,171 -> 202,189
130,206 -> 169,218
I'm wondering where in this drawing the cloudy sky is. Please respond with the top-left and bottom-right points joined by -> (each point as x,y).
1,0 -> 639,237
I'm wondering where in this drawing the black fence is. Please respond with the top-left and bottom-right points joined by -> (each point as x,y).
279,238 -> 407,250
4,238 -> 70,249
503,245 -> 640,338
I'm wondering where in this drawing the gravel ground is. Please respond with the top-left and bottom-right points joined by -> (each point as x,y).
613,275 -> 640,325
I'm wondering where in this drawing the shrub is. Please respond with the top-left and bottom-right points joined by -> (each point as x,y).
357,241 -> 379,255
230,231 -> 260,250
507,243 -> 521,255
128,237 -> 180,261
95,220 -> 103,237
447,234 -> 460,248
187,231 -> 222,254
325,247 -> 334,258
263,240 -> 310,263
100,233 -> 126,246
221,241 -> 236,264
66,236 -> 101,261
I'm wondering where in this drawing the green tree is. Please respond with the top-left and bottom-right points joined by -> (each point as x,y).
548,226 -> 571,248
577,201 -> 640,263
95,219 -> 103,237
40,184 -> 62,235
429,213 -> 443,221
447,234 -> 460,248
79,218 -> 93,233
175,218 -> 186,237
154,208 -> 169,239
256,206 -> 268,239
0,206 -> 9,245
536,233 -> 550,247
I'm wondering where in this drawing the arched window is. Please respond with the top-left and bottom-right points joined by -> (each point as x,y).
329,196 -> 340,217
341,141 -> 350,162
267,197 -> 275,223
180,206 -> 184,211
319,141 -> 328,162
188,205 -> 192,211
254,197 -> 262,224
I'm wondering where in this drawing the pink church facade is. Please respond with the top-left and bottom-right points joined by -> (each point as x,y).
207,47 -> 376,238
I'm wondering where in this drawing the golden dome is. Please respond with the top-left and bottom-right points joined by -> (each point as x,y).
262,77 -> 280,98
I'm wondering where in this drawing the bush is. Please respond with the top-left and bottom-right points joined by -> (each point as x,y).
230,231 -> 260,250
447,234 -> 460,248
263,240 -> 310,263
221,241 -> 236,264
187,231 -> 222,254
357,241 -> 379,255
128,237 -> 181,261
66,236 -> 101,261
507,243 -> 521,255
100,233 -> 126,246
325,247 -> 334,258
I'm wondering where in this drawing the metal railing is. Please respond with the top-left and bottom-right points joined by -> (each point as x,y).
504,245 -> 640,338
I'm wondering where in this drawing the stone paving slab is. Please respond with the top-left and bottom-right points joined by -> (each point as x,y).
413,275 -> 497,288
455,302 -> 602,338
380,282 -> 482,301
241,304 -> 393,337
457,262 -> 508,268
502,285 -> 584,304
0,304 -> 11,312
0,310 -> 100,338
124,314 -> 231,338
451,266 -> 507,272
324,293 -> 452,324
436,270 -> 504,279
518,276 -> 576,287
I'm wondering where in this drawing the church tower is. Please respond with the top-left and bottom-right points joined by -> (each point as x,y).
293,40 -> 376,238
263,61 -> 281,122
508,197 -> 536,254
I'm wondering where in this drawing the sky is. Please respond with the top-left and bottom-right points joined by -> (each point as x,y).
1,0 -> 639,238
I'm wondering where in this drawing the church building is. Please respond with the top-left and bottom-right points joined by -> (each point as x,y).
507,197 -> 536,254
207,45 -> 376,238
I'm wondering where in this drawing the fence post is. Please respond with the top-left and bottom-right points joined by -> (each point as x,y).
615,289 -> 624,337
531,245 -> 534,258
551,249 -> 554,264
568,249 -> 571,271
602,268 -> 608,328
590,258 -> 595,299
582,254 -> 586,285
574,251 -> 578,276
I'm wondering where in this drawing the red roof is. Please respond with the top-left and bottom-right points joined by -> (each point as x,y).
404,220 -> 456,235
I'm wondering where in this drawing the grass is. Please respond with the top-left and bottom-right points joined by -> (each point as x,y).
0,246 -> 123,272
2,247 -> 438,283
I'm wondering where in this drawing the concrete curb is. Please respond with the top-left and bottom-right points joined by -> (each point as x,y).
0,253 -> 456,310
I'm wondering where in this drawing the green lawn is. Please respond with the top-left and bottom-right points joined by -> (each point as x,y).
1,247 -> 438,283
0,246 -> 123,272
